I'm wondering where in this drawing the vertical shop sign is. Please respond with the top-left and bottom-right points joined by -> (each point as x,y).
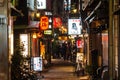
40,16 -> 48,30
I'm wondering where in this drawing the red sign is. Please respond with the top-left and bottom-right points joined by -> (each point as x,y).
53,17 -> 62,28
40,16 -> 49,30
76,40 -> 84,48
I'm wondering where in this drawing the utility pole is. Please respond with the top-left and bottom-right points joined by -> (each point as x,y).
108,0 -> 114,80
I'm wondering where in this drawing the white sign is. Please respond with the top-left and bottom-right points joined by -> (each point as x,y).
32,57 -> 43,71
76,53 -> 83,63
37,0 -> 46,9
27,0 -> 35,10
68,19 -> 82,35
20,34 -> 28,57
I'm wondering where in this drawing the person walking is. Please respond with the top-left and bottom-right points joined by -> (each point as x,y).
61,42 -> 67,60
66,42 -> 72,61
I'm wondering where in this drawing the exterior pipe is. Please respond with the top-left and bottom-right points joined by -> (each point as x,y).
84,1 -> 102,21
108,0 -> 114,80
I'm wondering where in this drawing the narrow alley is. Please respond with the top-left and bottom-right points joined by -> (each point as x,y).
39,59 -> 89,80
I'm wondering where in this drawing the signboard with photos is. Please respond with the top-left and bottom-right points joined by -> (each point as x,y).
31,57 -> 43,71
68,19 -> 82,35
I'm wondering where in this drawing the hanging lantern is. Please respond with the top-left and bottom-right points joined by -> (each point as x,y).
32,32 -> 37,38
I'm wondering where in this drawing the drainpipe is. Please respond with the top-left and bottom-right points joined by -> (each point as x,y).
108,0 -> 114,80
85,21 -> 90,65
113,0 -> 120,79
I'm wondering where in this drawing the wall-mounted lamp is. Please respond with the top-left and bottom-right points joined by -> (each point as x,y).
72,9 -> 77,13
33,32 -> 37,38
36,12 -> 40,18
30,12 -> 40,21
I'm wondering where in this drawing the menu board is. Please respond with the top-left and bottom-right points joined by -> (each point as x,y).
31,57 -> 43,71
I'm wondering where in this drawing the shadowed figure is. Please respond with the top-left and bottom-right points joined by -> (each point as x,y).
61,42 -> 67,60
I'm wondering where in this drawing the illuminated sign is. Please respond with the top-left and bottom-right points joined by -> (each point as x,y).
45,11 -> 52,16
53,17 -> 62,28
76,53 -> 83,63
31,57 -> 43,71
68,19 -> 82,35
37,0 -> 46,9
76,39 -> 84,48
27,0 -> 35,10
44,30 -> 52,35
40,16 -> 48,30
64,0 -> 71,11
20,34 -> 28,57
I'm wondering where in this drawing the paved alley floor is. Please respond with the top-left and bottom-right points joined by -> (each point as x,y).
38,59 -> 90,80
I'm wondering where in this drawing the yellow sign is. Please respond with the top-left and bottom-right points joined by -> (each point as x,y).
44,30 -> 52,35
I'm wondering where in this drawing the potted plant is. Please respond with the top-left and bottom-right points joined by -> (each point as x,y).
11,40 -> 24,80
85,65 -> 94,80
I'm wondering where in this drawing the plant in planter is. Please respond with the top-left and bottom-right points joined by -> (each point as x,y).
85,64 -> 98,80
85,65 -> 93,75
11,40 -> 24,80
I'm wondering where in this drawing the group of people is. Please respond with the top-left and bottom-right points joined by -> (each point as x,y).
53,41 -> 77,61
61,42 -> 72,60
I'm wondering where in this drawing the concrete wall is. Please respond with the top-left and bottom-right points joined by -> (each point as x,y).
0,0 -> 9,80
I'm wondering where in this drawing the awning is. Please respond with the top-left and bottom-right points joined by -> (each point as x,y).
10,3 -> 24,16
